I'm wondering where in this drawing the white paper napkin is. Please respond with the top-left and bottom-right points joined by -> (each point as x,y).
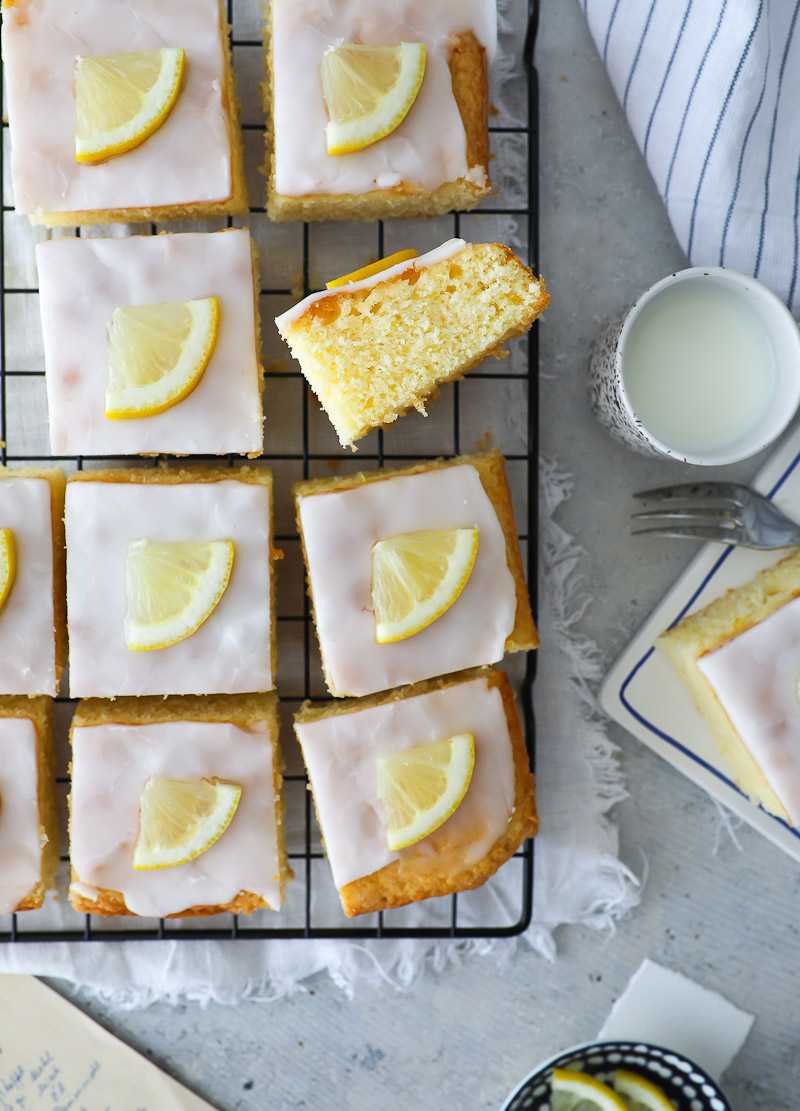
598,958 -> 755,1080
581,0 -> 800,315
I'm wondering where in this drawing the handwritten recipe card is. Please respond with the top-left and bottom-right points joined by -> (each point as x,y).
0,975 -> 218,1111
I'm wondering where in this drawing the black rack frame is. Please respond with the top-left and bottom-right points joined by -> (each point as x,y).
0,0 -> 541,942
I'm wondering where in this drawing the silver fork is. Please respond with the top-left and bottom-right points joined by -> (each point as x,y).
631,481 -> 800,549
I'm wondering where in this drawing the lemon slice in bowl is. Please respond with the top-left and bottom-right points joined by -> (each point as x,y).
105,298 -> 219,420
0,529 -> 16,614
320,42 -> 426,155
376,733 -> 475,851
326,249 -> 418,289
371,527 -> 478,644
613,1070 -> 676,1111
75,47 -> 185,164
132,776 -> 242,870
551,1069 -> 629,1111
125,538 -> 234,651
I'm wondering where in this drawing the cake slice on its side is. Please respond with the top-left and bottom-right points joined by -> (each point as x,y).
294,668 -> 537,918
276,240 -> 548,449
0,696 -> 59,913
69,693 -> 291,919
657,548 -> 800,825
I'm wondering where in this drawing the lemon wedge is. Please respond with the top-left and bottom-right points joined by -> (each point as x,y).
0,529 -> 16,614
320,42 -> 426,155
75,47 -> 185,164
132,776 -> 242,870
551,1069 -> 629,1111
376,733 -> 475,850
371,527 -> 478,644
125,538 -> 234,651
613,1070 -> 676,1111
326,249 -> 419,289
105,298 -> 219,420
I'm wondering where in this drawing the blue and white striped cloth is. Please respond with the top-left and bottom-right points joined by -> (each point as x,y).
581,0 -> 800,316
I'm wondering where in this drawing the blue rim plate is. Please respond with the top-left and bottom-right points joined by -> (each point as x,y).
500,1039 -> 732,1111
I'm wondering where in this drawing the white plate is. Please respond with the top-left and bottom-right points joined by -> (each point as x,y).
599,423 -> 800,862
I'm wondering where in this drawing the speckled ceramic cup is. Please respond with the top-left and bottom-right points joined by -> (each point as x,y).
499,1040 -> 732,1111
586,267 -> 800,465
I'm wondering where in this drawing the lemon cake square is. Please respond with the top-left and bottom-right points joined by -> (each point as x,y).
2,0 -> 247,226
65,466 -> 276,699
276,239 -> 548,449
0,468 -> 66,697
294,452 -> 538,698
36,230 -> 264,457
69,693 -> 289,918
657,549 -> 800,827
0,696 -> 59,914
265,0 -> 496,222
294,668 -> 537,917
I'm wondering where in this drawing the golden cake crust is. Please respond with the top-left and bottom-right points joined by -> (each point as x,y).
656,549 -> 800,821
294,451 -> 539,670
0,695 -> 58,912
263,26 -> 492,221
68,692 -> 292,918
296,667 -> 538,917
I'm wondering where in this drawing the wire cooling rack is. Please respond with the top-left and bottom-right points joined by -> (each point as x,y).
0,0 -> 541,941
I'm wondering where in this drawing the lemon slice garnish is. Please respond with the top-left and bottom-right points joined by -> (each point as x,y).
320,42 -> 426,155
613,1070 -> 676,1111
105,298 -> 220,420
371,527 -> 478,644
551,1069 -> 629,1111
0,529 -> 16,614
75,47 -> 185,164
132,776 -> 242,870
376,733 -> 475,851
326,249 -> 418,289
125,538 -> 234,651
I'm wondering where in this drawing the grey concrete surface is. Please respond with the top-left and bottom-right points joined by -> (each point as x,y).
43,3 -> 799,1110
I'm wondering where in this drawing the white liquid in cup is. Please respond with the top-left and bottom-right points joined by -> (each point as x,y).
623,282 -> 777,457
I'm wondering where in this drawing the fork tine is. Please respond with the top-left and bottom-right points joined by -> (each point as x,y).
633,482 -> 748,504
631,506 -> 739,523
631,524 -> 743,544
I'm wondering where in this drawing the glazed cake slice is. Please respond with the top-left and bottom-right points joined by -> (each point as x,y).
657,548 -> 800,825
294,452 -> 538,698
295,668 -> 537,917
65,466 -> 277,699
2,0 -> 247,226
0,697 -> 59,914
265,0 -> 496,222
69,694 -> 290,918
36,230 -> 264,457
0,467 -> 66,696
276,239 -> 548,449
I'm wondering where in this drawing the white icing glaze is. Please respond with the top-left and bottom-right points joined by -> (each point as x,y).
3,0 -> 233,216
70,719 -> 282,917
0,717 -> 44,914
36,231 -> 263,456
65,478 -> 273,698
275,238 -> 466,328
0,478 -> 57,696
271,0 -> 496,197
698,597 -> 800,824
295,675 -> 516,889
298,464 -> 517,696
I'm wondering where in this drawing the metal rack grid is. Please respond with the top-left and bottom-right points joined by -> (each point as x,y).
0,0 -> 540,942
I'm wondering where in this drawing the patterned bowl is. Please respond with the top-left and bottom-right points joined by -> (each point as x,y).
500,1040 -> 732,1111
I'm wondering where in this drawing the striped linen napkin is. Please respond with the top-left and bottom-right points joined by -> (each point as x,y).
581,0 -> 800,314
